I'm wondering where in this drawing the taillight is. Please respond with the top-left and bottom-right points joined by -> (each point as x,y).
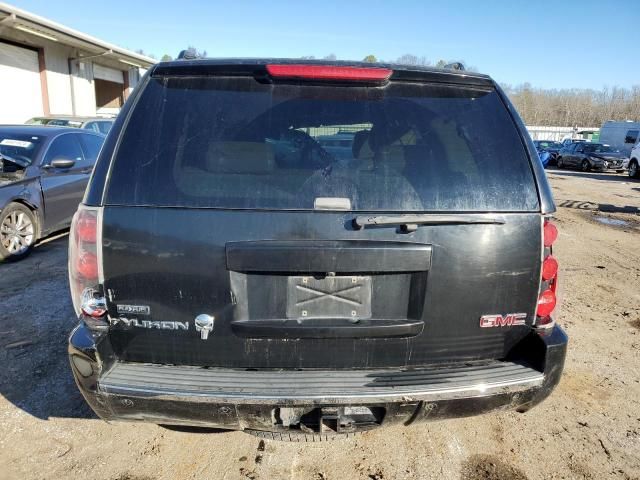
543,221 -> 558,247
266,64 -> 393,82
77,251 -> 99,279
536,289 -> 557,317
536,219 -> 559,333
75,213 -> 97,243
69,205 -> 107,329
541,255 -> 558,281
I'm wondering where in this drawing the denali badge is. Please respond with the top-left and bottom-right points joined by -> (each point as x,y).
194,314 -> 214,340
479,313 -> 527,328
116,317 -> 188,330
117,304 -> 151,315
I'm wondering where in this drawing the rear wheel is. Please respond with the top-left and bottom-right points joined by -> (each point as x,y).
557,157 -> 565,169
630,160 -> 640,178
0,203 -> 36,262
581,160 -> 590,172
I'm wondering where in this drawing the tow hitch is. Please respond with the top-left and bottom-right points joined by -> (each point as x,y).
273,406 -> 384,434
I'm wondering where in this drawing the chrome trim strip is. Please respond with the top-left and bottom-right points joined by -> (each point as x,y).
99,373 -> 544,405
96,206 -> 104,284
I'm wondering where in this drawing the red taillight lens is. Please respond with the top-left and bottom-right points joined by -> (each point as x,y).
266,64 -> 393,82
69,206 -> 101,318
76,251 -> 98,280
541,255 -> 558,281
537,219 -> 559,332
536,289 -> 556,317
75,214 -> 97,243
71,209 -> 98,281
544,221 -> 558,247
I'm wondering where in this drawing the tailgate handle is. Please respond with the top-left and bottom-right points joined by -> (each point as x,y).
226,240 -> 432,273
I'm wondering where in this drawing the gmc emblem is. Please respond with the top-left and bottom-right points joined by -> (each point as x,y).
479,313 -> 527,328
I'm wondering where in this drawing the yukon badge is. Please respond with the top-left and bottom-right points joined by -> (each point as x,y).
479,313 -> 527,328
194,314 -> 215,340
116,317 -> 188,330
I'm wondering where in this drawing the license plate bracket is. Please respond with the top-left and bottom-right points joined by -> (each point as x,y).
286,276 -> 372,320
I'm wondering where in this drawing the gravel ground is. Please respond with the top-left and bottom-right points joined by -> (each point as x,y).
1,169 -> 639,480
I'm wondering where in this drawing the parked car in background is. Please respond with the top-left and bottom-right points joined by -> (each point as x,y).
627,143 -> 640,178
537,150 -> 552,167
26,115 -> 114,135
68,59 -> 566,440
557,142 -> 626,172
559,138 -> 588,148
533,140 -> 563,166
316,132 -> 356,162
0,125 -> 105,261
599,120 -> 640,156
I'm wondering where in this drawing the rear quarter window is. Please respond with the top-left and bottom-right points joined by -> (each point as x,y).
106,76 -> 539,212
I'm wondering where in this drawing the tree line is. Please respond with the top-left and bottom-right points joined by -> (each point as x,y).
502,84 -> 640,127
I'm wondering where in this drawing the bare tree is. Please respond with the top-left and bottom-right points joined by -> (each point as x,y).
396,54 -> 430,66
504,84 -> 640,126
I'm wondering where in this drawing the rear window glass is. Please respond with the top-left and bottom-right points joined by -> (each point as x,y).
106,76 -> 538,212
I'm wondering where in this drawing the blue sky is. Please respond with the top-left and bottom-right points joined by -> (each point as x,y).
13,0 -> 638,90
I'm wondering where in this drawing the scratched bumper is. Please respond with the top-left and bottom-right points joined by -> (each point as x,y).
69,323 -> 567,432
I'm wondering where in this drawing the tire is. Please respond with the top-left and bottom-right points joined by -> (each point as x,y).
629,160 -> 640,179
557,157 -> 564,168
0,203 -> 37,262
581,160 -> 590,172
245,429 -> 362,442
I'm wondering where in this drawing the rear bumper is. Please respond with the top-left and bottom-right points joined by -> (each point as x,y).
69,324 -> 567,433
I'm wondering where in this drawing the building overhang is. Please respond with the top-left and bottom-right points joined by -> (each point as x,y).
0,2 -> 155,68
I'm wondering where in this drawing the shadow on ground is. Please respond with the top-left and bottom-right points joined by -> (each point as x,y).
557,199 -> 640,214
0,233 -> 94,421
547,168 -> 637,183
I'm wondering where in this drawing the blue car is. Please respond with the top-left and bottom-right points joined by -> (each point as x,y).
538,150 -> 551,167
533,140 -> 562,167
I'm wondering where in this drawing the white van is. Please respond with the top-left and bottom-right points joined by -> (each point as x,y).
599,121 -> 640,156
627,143 -> 640,178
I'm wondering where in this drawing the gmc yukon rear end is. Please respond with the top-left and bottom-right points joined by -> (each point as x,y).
68,60 -> 567,440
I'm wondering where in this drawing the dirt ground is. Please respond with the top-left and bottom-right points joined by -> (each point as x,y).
1,168 -> 639,480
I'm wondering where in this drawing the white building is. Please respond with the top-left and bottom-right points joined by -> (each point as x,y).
0,2 -> 155,124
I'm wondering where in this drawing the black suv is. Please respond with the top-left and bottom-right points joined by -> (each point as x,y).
68,60 -> 567,440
